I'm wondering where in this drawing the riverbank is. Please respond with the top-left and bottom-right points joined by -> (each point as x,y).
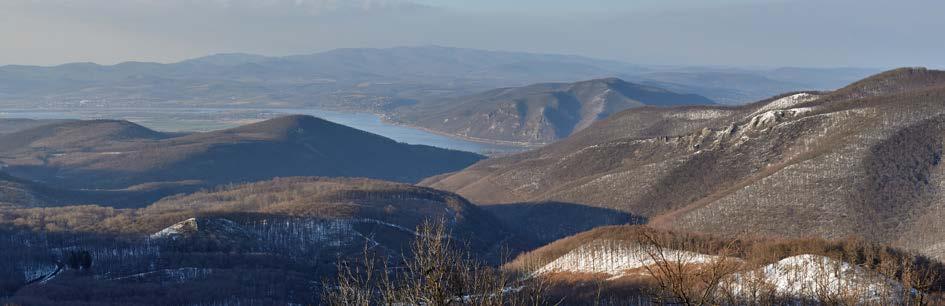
377,114 -> 542,152
0,107 -> 535,155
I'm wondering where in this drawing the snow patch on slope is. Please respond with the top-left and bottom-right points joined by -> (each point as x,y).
20,262 -> 58,282
150,217 -> 424,250
150,218 -> 250,240
753,93 -> 820,115
150,218 -> 199,239
536,241 -> 723,278
726,254 -> 907,303
924,242 -> 945,262
668,109 -> 731,120
110,267 -> 213,283
746,106 -> 816,130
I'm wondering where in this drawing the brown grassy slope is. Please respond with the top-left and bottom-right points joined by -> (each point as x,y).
423,68 -> 945,260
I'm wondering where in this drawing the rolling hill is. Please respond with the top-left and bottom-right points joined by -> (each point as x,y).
392,78 -> 713,144
422,67 -> 945,261
140,177 -> 524,257
0,115 -> 483,193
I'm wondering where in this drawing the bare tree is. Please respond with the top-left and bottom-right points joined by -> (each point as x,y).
323,219 -> 548,305
636,228 -> 740,305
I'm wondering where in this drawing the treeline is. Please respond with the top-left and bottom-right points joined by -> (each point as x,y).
4,219 -> 945,305
324,220 -> 548,306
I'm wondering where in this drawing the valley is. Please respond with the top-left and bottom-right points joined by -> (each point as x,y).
0,2 -> 941,298
3,68 -> 945,305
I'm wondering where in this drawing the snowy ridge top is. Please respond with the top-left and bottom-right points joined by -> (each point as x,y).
752,93 -> 821,116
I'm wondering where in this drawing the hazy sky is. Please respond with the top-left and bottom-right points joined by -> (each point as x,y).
2,0 -> 943,68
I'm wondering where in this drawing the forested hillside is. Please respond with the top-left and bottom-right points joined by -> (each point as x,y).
423,68 -> 945,261
0,177 -> 523,305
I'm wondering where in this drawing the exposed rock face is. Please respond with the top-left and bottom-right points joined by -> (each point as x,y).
150,218 -> 248,240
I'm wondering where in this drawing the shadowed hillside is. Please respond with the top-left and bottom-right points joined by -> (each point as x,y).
0,115 -> 483,193
0,177 -> 526,305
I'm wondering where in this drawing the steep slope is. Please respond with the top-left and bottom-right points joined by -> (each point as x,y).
423,68 -> 945,259
394,78 -> 713,144
0,115 -> 483,191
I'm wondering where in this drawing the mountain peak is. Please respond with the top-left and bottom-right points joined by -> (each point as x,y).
227,115 -> 336,137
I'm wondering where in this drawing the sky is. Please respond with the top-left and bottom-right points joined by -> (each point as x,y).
1,0 -> 943,68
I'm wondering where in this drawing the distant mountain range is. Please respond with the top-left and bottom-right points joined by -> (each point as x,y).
423,67 -> 945,261
0,46 -> 878,110
391,78 -> 714,144
0,115 -> 482,195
